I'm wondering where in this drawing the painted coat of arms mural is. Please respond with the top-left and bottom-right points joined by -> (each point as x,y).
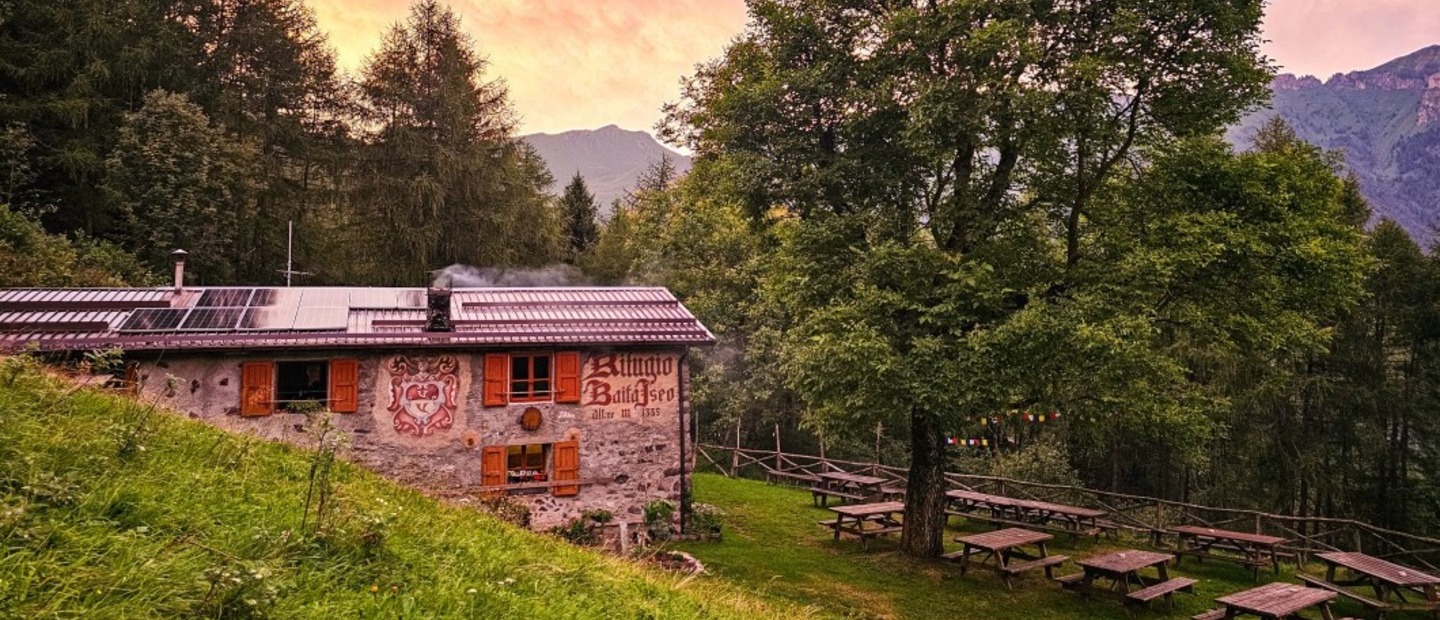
387,355 -> 459,437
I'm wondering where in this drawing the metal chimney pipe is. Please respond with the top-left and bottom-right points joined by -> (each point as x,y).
171,249 -> 187,293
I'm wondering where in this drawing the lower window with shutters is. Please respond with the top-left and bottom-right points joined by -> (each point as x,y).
481,440 -> 580,496
507,444 -> 550,494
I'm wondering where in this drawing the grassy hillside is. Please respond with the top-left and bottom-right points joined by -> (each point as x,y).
0,358 -> 802,619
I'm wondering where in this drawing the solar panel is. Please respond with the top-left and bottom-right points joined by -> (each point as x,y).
179,307 -> 243,331
119,308 -> 188,332
238,307 -> 295,330
249,288 -> 302,308
292,306 -> 348,331
196,288 -> 254,307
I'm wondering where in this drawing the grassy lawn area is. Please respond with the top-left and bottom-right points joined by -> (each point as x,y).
675,473 -> 1377,620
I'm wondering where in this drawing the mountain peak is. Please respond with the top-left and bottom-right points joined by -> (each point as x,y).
522,126 -> 692,212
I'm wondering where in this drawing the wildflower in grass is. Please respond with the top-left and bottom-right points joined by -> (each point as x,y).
369,584 -> 378,593
466,588 -> 477,595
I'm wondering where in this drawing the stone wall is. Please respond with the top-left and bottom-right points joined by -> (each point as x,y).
133,347 -> 693,529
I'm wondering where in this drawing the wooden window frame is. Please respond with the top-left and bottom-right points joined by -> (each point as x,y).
507,352 -> 553,403
484,351 -> 582,407
241,358 -> 359,415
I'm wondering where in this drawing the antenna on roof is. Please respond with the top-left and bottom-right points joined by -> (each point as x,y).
277,220 -> 312,287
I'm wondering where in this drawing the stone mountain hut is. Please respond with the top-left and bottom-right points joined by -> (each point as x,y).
0,260 -> 713,529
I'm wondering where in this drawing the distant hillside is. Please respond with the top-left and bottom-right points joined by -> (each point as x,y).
0,362 -> 794,619
523,125 -> 692,212
1228,45 -> 1440,241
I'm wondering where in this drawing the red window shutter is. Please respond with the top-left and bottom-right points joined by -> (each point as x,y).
483,353 -> 508,407
553,440 -> 580,497
554,351 -> 581,403
329,359 -> 359,413
481,446 -> 507,489
240,361 -> 275,416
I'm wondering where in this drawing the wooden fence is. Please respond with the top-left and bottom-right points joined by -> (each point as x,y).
697,443 -> 1440,570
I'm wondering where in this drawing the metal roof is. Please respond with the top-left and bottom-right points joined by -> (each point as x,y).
0,286 -> 714,352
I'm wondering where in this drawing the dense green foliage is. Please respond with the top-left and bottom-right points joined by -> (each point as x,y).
0,204 -> 155,287
0,360 -> 795,618
0,0 -> 564,286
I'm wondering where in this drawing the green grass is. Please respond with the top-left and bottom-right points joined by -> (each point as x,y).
0,361 -> 798,619
674,473 -> 1381,620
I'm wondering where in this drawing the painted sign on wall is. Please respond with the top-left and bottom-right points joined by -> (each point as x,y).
581,353 -> 678,422
387,355 -> 459,437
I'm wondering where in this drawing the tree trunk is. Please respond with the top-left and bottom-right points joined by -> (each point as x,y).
901,412 -> 947,557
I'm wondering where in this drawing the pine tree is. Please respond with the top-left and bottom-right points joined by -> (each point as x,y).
559,173 -> 599,259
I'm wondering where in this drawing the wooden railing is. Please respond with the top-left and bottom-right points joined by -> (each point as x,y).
697,443 -> 1440,570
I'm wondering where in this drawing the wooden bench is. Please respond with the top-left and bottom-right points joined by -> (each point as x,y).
1192,609 -> 1226,620
1126,577 -> 1197,607
766,469 -> 817,485
811,486 -> 867,507
959,512 -> 1102,538
880,485 -> 906,500
1054,572 -> 1085,586
1295,573 -> 1391,611
1000,554 -> 1068,579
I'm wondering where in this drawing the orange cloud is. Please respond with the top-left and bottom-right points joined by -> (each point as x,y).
309,1 -> 1439,136
310,0 -> 749,136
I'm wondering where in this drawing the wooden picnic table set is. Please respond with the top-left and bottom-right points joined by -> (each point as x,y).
945,488 -> 1108,537
1169,525 -> 1289,579
812,486 -> 1440,618
810,471 -> 890,507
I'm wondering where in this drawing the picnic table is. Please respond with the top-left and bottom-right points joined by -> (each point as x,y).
1296,551 -> 1440,617
811,471 -> 888,507
1169,525 -> 1286,579
1197,581 -> 1338,619
948,527 -> 1068,589
946,489 -> 1107,537
1062,549 -> 1196,608
821,501 -> 905,550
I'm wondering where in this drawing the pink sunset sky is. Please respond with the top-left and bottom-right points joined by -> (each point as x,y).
310,0 -> 1440,136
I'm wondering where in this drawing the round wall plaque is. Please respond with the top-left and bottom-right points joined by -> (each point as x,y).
520,407 -> 543,431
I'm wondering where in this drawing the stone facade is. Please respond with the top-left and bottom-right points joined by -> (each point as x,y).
133,347 -> 692,529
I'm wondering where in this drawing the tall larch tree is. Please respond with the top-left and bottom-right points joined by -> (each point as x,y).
351,0 -> 560,284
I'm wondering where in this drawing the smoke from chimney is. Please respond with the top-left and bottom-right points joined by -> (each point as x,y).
430,264 -> 589,288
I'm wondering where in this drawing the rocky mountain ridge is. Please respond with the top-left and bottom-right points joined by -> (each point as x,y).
1229,45 -> 1440,240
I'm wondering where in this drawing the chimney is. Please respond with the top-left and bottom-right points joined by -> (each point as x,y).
426,284 -> 453,332
171,249 -> 188,293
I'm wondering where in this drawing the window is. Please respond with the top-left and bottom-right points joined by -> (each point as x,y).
510,353 -> 551,402
483,351 -> 581,406
276,361 -> 328,411
506,444 -> 550,492
482,440 -> 580,496
239,359 -> 359,416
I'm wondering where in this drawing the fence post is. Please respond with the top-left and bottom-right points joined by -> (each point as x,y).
819,431 -> 827,473
1254,513 -> 1262,535
731,417 -> 741,476
1154,502 -> 1166,547
774,423 -> 782,472
873,423 -> 883,476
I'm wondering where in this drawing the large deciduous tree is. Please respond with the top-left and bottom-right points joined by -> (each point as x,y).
104,90 -> 258,283
665,0 -> 1272,557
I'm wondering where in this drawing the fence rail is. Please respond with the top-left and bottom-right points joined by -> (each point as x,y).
697,443 -> 1440,570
